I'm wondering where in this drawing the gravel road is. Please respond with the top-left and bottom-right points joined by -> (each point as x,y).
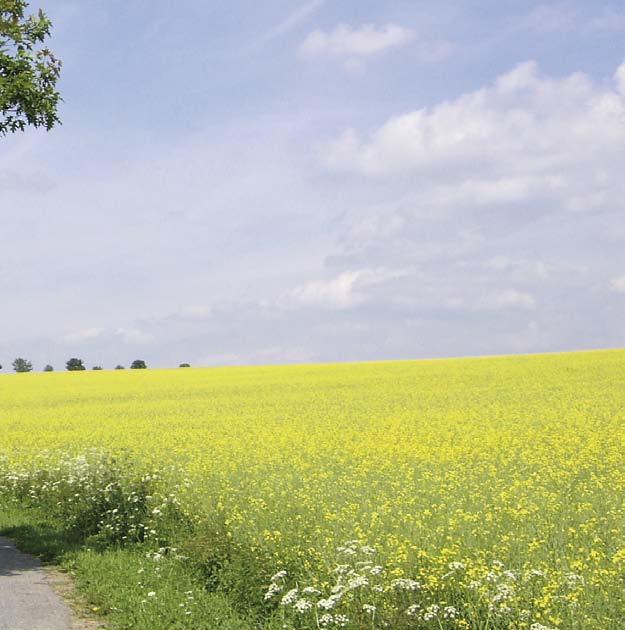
0,537 -> 72,630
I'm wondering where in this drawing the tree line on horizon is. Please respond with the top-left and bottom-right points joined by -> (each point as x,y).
0,359 -> 193,372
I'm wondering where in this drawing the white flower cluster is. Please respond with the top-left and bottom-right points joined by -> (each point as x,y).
263,539 -> 466,628
0,450 -> 188,547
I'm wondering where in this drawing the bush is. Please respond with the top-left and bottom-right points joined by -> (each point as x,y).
0,451 -> 187,546
130,360 -> 147,369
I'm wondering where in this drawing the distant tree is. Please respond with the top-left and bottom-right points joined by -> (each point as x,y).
12,357 -> 32,372
115,364 -> 125,370
179,363 -> 191,368
130,359 -> 147,369
92,365 -> 103,370
43,364 -> 53,372
0,0 -> 62,135
65,357 -> 85,371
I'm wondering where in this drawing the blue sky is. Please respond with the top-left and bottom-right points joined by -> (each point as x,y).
2,0 -> 625,369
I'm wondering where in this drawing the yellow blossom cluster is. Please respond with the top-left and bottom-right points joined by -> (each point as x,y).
1,349 -> 624,627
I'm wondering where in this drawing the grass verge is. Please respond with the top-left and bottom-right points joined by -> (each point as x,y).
0,506 -> 254,629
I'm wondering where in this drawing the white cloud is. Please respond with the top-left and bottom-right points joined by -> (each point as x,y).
291,270 -> 364,309
62,327 -> 103,344
265,0 -> 326,40
114,328 -> 153,344
291,268 -> 409,309
299,23 -> 413,61
324,59 -> 625,221
609,275 -> 625,293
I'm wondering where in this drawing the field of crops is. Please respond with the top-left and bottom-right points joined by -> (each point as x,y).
1,350 -> 625,629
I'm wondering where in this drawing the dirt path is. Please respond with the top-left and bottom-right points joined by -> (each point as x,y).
0,536 -> 73,630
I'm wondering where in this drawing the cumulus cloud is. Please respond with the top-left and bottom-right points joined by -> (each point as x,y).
325,59 -> 625,180
299,23 -> 413,62
291,271 -> 363,309
290,268 -> 409,309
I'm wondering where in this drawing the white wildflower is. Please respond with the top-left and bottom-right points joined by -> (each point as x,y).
406,604 -> 421,617
391,578 -> 421,591
317,595 -> 340,610
294,598 -> 312,613
347,575 -> 368,589
422,604 -> 440,621
443,606 -> 459,620
264,582 -> 282,601
281,588 -> 299,606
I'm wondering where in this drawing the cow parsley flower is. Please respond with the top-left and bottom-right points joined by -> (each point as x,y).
281,588 -> 299,606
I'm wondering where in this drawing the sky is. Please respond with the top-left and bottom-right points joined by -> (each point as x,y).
1,0 -> 625,369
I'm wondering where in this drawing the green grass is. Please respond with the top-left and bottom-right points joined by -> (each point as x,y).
0,507 -> 253,629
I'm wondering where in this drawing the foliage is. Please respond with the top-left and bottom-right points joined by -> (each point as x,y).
0,0 -> 62,135
65,357 -> 85,371
115,365 -> 125,370
43,364 -> 53,371
0,507 -> 252,629
92,365 -> 103,370
12,356 -> 32,372
179,363 -> 191,368
131,359 -> 147,369
0,350 -> 625,628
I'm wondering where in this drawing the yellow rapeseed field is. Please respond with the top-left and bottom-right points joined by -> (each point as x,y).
1,349 -> 625,628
